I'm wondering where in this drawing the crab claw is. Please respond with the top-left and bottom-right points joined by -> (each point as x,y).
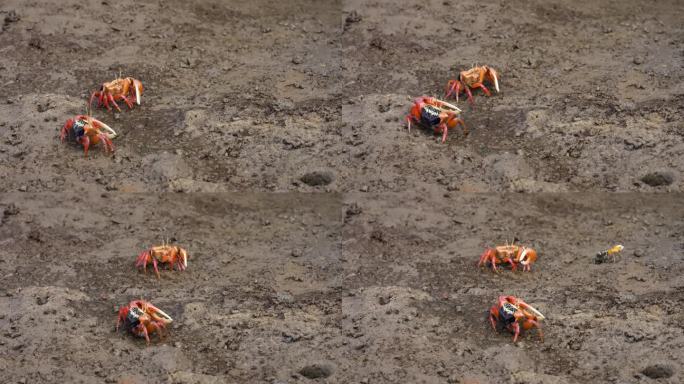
147,303 -> 173,325
181,248 -> 188,269
132,79 -> 143,105
91,118 -> 117,139
435,99 -> 461,113
486,67 -> 500,93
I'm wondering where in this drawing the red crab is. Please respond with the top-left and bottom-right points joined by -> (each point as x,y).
478,244 -> 538,272
445,65 -> 500,105
489,295 -> 544,342
60,115 -> 116,156
90,76 -> 143,112
136,245 -> 189,279
116,300 -> 173,344
406,96 -> 467,143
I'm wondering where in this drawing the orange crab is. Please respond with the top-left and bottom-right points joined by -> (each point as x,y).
116,300 -> 173,344
489,295 -> 544,342
445,65 -> 500,105
478,244 -> 538,272
60,114 -> 116,156
406,96 -> 467,143
136,245 -> 189,278
90,75 -> 143,112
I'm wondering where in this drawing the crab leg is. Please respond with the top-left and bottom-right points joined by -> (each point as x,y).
136,251 -> 149,268
453,117 -> 467,136
116,308 -> 126,331
489,307 -> 499,330
438,124 -> 448,143
116,94 -> 134,109
505,257 -> 517,271
89,92 -> 101,108
80,136 -> 90,157
152,257 -> 160,279
491,256 -> 499,272
511,322 -> 521,342
445,80 -> 459,99
101,93 -> 111,111
472,82 -> 491,96
108,94 -> 122,112
535,321 -> 544,341
478,249 -> 491,267
465,86 -> 474,105
140,325 -> 151,345
60,119 -> 73,141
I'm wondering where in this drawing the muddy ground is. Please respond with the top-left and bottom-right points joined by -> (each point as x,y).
0,0 -> 683,383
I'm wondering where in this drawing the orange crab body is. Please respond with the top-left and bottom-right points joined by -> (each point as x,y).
91,76 -> 143,112
489,295 -> 544,342
406,96 -> 467,143
60,115 -> 116,157
116,300 -> 172,344
445,65 -> 500,105
478,244 -> 537,272
136,245 -> 189,278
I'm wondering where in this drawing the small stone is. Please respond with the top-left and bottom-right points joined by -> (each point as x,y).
3,203 -> 19,216
345,11 -> 362,25
28,36 -> 45,50
641,364 -> 673,379
641,172 -> 673,187
290,249 -> 302,258
369,37 -> 385,50
633,249 -> 643,257
275,292 -> 295,304
4,10 -> 20,24
300,171 -> 334,186
633,56 -> 644,65
359,185 -> 369,192
291,56 -> 303,65
299,364 -> 334,379
345,203 -> 362,219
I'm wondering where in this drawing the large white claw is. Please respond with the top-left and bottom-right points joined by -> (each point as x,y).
439,99 -> 461,112
135,83 -> 141,105
524,304 -> 545,320
154,307 -> 173,323
493,72 -> 500,93
93,118 -> 117,139
519,248 -> 530,265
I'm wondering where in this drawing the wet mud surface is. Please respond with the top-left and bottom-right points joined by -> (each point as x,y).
0,0 -> 682,383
